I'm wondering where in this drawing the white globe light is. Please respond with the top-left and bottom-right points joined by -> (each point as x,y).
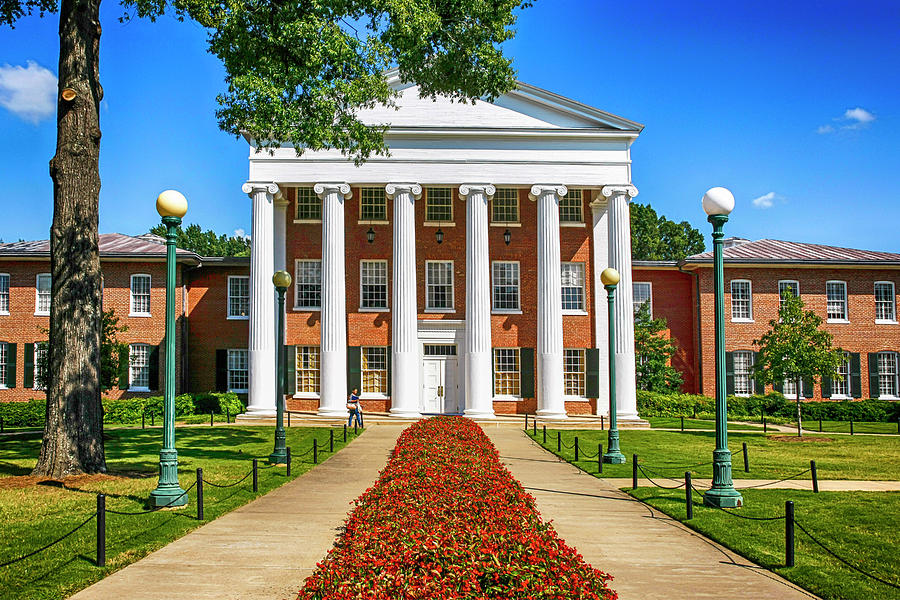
156,190 -> 188,218
702,187 -> 735,216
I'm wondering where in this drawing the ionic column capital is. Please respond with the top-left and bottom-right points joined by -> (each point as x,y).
385,183 -> 422,199
459,184 -> 496,200
313,182 -> 352,199
242,182 -> 280,196
601,184 -> 639,200
529,184 -> 568,202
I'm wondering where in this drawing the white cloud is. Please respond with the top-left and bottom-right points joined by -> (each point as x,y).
817,106 -> 876,133
843,107 -> 875,124
0,61 -> 57,124
233,228 -> 249,240
816,124 -> 834,135
751,192 -> 781,209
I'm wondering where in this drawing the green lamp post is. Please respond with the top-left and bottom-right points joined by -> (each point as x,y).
269,270 -> 292,465
702,187 -> 743,508
601,267 -> 626,464
149,190 -> 188,508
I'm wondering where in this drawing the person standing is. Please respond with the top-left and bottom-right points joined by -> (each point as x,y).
347,387 -> 363,428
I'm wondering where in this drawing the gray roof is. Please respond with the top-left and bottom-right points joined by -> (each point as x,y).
686,239 -> 900,266
0,233 -> 201,263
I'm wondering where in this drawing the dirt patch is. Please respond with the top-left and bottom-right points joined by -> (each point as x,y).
769,435 -> 833,443
0,473 -> 127,490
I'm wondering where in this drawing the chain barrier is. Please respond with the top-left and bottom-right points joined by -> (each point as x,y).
733,469 -> 811,490
0,512 -> 97,568
105,482 -> 198,516
202,469 -> 254,489
636,464 -> 687,490
684,484 -> 786,521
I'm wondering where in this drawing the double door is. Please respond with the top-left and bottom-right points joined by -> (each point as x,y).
421,345 -> 460,414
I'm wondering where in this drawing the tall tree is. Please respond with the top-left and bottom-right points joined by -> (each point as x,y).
752,293 -> 844,437
5,0 -> 530,477
630,202 -> 705,261
633,303 -> 683,393
149,223 -> 251,257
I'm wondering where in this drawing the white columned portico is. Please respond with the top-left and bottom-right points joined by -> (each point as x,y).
387,183 -> 423,417
315,183 -> 352,417
590,193 -> 611,417
531,184 -> 568,420
604,184 -> 641,421
243,182 -> 279,416
460,184 -> 496,419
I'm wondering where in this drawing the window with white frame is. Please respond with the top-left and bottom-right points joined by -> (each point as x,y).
561,263 -> 585,311
227,349 -> 249,392
34,342 -> 48,390
129,344 -> 150,390
778,280 -> 799,306
295,187 -> 321,221
0,274 -> 8,314
559,189 -> 583,223
826,281 -> 848,320
493,348 -> 520,396
425,187 -> 453,223
295,260 -> 322,309
130,274 -> 151,315
491,188 -> 519,223
730,280 -> 752,320
875,282 -> 895,322
36,273 -> 51,315
360,260 -> 388,310
833,352 -> 851,397
733,351 -> 754,396
633,282 -> 652,317
0,342 -> 7,387
296,346 -> 320,394
878,352 -> 898,397
228,276 -> 250,318
782,378 -> 806,399
492,261 -> 520,311
426,261 -> 454,310
360,187 -> 387,221
361,347 -> 387,394
564,349 -> 585,396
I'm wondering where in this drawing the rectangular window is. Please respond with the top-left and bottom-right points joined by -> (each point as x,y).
424,345 -> 457,356
295,187 -> 321,221
130,274 -> 151,315
875,282 -> 895,322
559,189 -> 583,223
227,349 -> 249,393
782,378 -> 805,399
561,263 -> 585,311
878,352 -> 897,397
564,349 -> 586,396
425,187 -> 453,223
426,261 -> 454,310
0,342 -> 6,388
360,260 -> 388,310
0,274 -> 8,314
129,344 -> 150,390
833,352 -> 851,397
228,276 -> 250,318
493,348 -> 520,396
492,261 -> 520,311
34,342 -> 48,390
491,188 -> 519,223
361,347 -> 387,394
826,281 -> 848,320
633,282 -> 652,316
36,273 -> 51,315
360,187 -> 387,221
730,280 -> 752,320
778,280 -> 799,306
296,346 -> 320,394
733,351 -> 754,396
295,260 -> 322,309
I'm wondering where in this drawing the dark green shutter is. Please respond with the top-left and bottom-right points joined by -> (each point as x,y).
118,345 -> 130,389
725,351 -> 735,396
802,377 -> 814,398
585,348 -> 600,398
850,353 -> 862,398
285,345 -> 296,395
5,343 -> 15,388
774,379 -> 783,394
519,348 -> 535,398
821,377 -> 832,398
215,349 -> 228,392
23,343 -> 34,389
148,345 -> 160,391
347,346 -> 361,393
868,353 -> 879,398
386,346 -> 392,396
753,352 -> 765,394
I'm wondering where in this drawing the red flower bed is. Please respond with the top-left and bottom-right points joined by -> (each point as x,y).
298,416 -> 616,599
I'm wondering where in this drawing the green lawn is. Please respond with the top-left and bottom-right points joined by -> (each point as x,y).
799,420 -> 900,435
0,425 -> 359,600
529,428 -> 900,480
628,488 -> 900,600
647,417 -> 763,431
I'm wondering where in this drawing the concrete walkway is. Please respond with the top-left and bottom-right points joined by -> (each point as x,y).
485,427 -> 819,600
69,425 -> 404,600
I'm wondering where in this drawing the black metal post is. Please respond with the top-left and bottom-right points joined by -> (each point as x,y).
288,411 -> 291,428
151,412 -> 155,427
252,458 -> 258,492
557,431 -> 561,453
633,454 -> 638,490
850,420 -> 854,435
142,412 -> 145,429
343,424 -> 347,442
226,408 -> 230,424
575,437 -> 579,462
785,500 -> 795,567
742,442 -> 749,473
196,468 -> 204,520
286,447 -> 292,477
681,415 -> 685,432
810,460 -> 818,493
313,439 -> 318,464
524,414 -> 528,431
600,415 -> 604,431
96,493 -> 106,567
819,417 -> 823,433
533,416 -> 537,436
0,415 -> 4,433
542,425 -> 546,444
330,429 -> 334,452
685,472 -> 693,520
598,443 -> 603,473
210,411 -> 214,427
763,416 -> 766,433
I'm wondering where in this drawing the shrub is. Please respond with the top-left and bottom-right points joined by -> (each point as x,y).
0,399 -> 46,427
192,392 -> 243,415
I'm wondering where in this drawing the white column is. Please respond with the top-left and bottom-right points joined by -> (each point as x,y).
603,184 -> 641,421
590,193 -> 610,417
315,183 -> 352,417
531,184 -> 568,421
242,182 -> 279,416
387,183 -> 423,418
460,184 -> 495,419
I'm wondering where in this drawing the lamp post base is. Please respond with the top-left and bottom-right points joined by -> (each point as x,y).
149,483 -> 188,508
703,487 -> 744,508
269,428 -> 287,464
602,451 -> 626,464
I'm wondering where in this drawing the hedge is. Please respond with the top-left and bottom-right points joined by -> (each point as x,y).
637,390 -> 900,422
0,392 -> 245,428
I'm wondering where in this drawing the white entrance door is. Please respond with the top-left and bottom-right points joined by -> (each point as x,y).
421,345 -> 460,414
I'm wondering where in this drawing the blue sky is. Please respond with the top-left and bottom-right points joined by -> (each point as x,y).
1,0 -> 898,251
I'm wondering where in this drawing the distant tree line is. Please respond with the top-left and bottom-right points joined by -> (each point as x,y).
630,202 -> 705,261
149,223 -> 251,257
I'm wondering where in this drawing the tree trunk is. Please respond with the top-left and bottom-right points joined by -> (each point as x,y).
32,0 -> 106,477
795,377 -> 802,438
